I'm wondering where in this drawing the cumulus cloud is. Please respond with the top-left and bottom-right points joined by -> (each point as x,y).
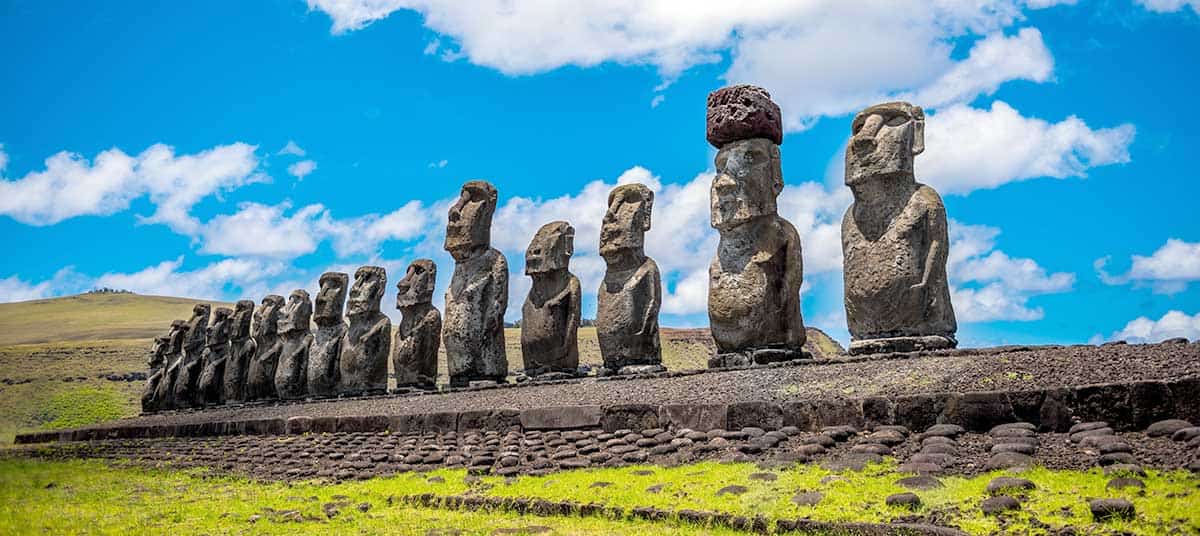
1105,310 -> 1200,344
919,101 -> 1135,195
1096,238 -> 1200,294
1136,0 -> 1200,14
947,219 -> 1074,322
276,140 -> 307,157
0,142 -> 264,233
94,257 -> 288,302
0,143 -> 7,172
428,159 -> 448,169
287,159 -> 318,180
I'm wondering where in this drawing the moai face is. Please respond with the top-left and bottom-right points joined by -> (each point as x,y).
278,290 -> 313,333
184,304 -> 211,348
347,266 -> 386,317
231,300 -> 254,339
314,272 -> 349,325
151,336 -> 169,361
600,184 -> 653,259
396,259 -> 436,308
444,181 -> 498,261
711,138 -> 783,231
845,101 -> 924,187
525,221 -> 574,276
206,307 -> 233,346
253,295 -> 285,338
167,320 -> 187,354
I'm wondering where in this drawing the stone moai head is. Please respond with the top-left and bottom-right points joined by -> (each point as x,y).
444,180 -> 498,261
600,184 -> 653,259
184,304 -> 211,349
278,289 -> 313,334
167,320 -> 187,354
347,266 -> 386,317
706,85 -> 785,231
231,299 -> 255,340
525,221 -> 574,276
845,101 -> 924,187
253,295 -> 285,338
396,259 -> 436,308
151,335 -> 170,359
314,272 -> 349,325
206,307 -> 233,346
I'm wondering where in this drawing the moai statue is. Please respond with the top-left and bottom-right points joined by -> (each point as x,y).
308,272 -> 348,398
521,221 -> 581,378
245,295 -> 285,401
443,181 -> 509,387
338,266 -> 391,396
141,335 -> 171,412
275,289 -> 313,400
222,299 -> 256,404
597,184 -> 664,375
153,320 -> 187,410
392,260 -> 441,391
705,85 -> 808,367
842,101 -> 956,355
173,303 -> 211,407
196,307 -> 232,405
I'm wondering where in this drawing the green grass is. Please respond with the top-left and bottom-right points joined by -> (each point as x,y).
35,385 -> 129,430
0,293 -> 229,346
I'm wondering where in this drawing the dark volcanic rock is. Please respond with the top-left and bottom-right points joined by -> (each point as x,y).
986,477 -> 1035,495
1089,498 -> 1135,521
981,496 -> 1021,516
885,492 -> 921,508
706,85 -> 783,148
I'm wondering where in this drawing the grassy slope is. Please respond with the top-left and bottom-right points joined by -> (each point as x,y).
1,457 -> 1195,535
0,293 -> 230,346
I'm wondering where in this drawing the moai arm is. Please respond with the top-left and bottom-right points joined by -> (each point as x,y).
783,221 -> 807,346
914,187 -> 949,292
486,253 -> 509,333
638,261 -> 662,337
564,275 -> 581,346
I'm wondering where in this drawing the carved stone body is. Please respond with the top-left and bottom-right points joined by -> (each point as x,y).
153,320 -> 187,410
842,101 -> 956,354
393,260 -> 441,390
245,295 -> 285,401
521,221 -> 580,376
338,266 -> 391,395
443,181 -> 509,386
275,289 -> 313,400
141,335 -> 170,412
597,183 -> 663,374
173,304 -> 211,407
705,85 -> 806,367
308,272 -> 347,397
196,307 -> 232,405
222,300 -> 256,404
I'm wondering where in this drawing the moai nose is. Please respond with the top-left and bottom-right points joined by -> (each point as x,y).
713,174 -> 737,193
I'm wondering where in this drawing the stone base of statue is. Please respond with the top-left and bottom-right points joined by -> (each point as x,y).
597,363 -> 667,377
337,388 -> 386,398
391,384 -> 436,395
449,375 -> 506,389
849,335 -> 957,356
708,345 -> 811,368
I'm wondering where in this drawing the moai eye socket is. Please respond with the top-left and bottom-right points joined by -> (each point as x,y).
885,114 -> 908,127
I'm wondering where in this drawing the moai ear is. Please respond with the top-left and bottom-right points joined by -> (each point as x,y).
912,106 -> 925,156
564,226 -> 575,257
642,191 -> 654,232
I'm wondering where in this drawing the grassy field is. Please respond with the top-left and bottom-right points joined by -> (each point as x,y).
0,293 -> 229,346
1,457 -> 1194,535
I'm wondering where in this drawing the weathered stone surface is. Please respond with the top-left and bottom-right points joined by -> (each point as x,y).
886,492 -> 921,508
338,266 -> 391,395
597,184 -> 663,375
1145,418 -> 1191,437
443,181 -> 508,386
941,392 -> 1015,431
308,272 -> 347,398
522,221 -> 581,376
1089,498 -> 1135,521
843,102 -> 956,354
393,260 -> 441,390
659,404 -> 727,432
173,304 -> 211,408
222,300 -> 256,404
705,85 -> 782,148
520,406 -> 603,430
275,290 -> 312,400
601,404 -> 660,432
986,477 -> 1035,495
141,333 -> 172,412
151,320 -> 187,410
981,496 -> 1020,516
245,295 -> 284,401
197,307 -> 233,405
728,401 -> 784,430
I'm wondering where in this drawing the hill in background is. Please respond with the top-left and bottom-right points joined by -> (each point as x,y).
0,293 -> 232,346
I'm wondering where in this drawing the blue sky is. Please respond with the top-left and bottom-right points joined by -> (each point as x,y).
1,0 -> 1198,346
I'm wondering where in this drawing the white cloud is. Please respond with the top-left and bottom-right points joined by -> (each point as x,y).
94,257 -> 288,302
918,101 -> 1135,195
903,28 -> 1053,109
1136,0 -> 1200,14
0,143 -> 7,173
0,142 -> 264,233
947,219 -> 1074,322
1096,238 -> 1200,294
428,159 -> 448,168
276,140 -> 307,157
1107,310 -> 1200,344
287,159 -> 318,180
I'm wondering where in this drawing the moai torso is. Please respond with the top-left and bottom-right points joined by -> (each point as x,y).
141,335 -> 170,412
197,307 -> 232,405
223,300 -> 256,403
521,221 -> 580,375
173,304 -> 211,407
308,272 -> 347,397
245,295 -> 284,401
338,266 -> 391,395
153,321 -> 186,410
597,183 -> 663,372
443,181 -> 508,385
275,290 -> 313,400
393,260 -> 441,389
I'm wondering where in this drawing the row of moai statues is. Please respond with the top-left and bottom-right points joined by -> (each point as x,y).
141,84 -> 957,410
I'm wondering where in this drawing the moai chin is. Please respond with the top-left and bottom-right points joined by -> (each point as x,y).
705,85 -> 808,367
222,299 -> 256,404
173,303 -> 211,407
196,307 -> 233,405
275,289 -> 313,400
141,334 -> 171,412
245,295 -> 285,401
597,183 -> 664,375
338,266 -> 391,396
521,221 -> 581,378
443,180 -> 509,387
392,259 -> 441,391
308,272 -> 347,397
153,320 -> 187,410
842,101 -> 956,355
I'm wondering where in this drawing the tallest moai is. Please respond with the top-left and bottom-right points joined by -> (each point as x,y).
705,85 -> 808,367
